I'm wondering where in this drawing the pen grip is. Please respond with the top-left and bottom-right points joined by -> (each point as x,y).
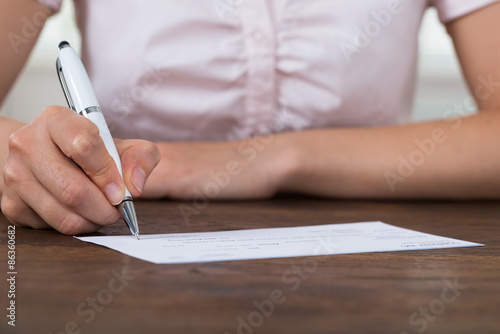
86,112 -> 132,199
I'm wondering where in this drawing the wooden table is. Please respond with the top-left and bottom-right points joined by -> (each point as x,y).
1,199 -> 499,334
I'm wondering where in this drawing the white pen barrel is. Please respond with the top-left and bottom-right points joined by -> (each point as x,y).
86,111 -> 132,199
58,46 -> 99,112
58,42 -> 133,201
57,41 -> 138,236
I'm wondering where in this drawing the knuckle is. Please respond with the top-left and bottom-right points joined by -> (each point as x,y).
70,129 -> 100,159
89,158 -> 118,182
60,181 -> 89,207
101,210 -> 120,226
41,105 -> 65,120
3,161 -> 22,186
57,214 -> 84,235
147,142 -> 162,164
8,130 -> 28,153
139,140 -> 161,165
1,196 -> 48,230
41,106 -> 55,118
1,196 -> 22,225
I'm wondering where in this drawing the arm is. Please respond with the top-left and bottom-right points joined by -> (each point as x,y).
143,2 -> 500,200
280,2 -> 500,199
0,0 -> 49,102
0,0 -> 51,191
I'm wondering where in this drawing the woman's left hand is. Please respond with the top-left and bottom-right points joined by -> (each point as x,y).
140,135 -> 296,200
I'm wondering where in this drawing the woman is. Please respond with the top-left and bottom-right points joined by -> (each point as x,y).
1,0 -> 499,235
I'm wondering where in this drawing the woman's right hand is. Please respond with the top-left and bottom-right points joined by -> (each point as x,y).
1,106 -> 160,235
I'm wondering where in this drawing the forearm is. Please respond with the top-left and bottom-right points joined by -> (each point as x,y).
278,110 -> 500,199
0,116 -> 26,194
0,0 -> 48,191
0,0 -> 49,102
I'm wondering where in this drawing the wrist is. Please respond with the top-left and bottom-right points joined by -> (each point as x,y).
268,131 -> 304,195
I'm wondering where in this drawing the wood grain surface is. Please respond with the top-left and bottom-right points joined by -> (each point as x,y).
1,198 -> 499,334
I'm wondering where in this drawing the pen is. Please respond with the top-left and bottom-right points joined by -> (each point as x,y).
56,41 -> 140,240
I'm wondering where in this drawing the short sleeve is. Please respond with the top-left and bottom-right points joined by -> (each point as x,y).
35,0 -> 63,13
430,0 -> 499,23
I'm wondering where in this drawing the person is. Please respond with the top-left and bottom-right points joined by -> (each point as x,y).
1,0 -> 499,235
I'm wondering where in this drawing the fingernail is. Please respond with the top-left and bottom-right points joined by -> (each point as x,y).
104,183 -> 124,205
131,168 -> 146,194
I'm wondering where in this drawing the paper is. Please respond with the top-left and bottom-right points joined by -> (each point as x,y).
75,222 -> 483,264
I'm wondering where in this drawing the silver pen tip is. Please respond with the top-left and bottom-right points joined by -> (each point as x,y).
134,233 -> 140,240
118,199 -> 140,238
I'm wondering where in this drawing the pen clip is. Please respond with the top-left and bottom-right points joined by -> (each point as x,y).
56,57 -> 76,112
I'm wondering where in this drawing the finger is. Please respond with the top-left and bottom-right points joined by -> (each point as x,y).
2,165 -> 103,235
45,106 -> 126,205
2,189 -> 100,235
21,185 -> 102,235
1,189 -> 49,230
8,117 -> 121,225
2,157 -> 50,229
31,151 -> 121,225
116,139 -> 161,197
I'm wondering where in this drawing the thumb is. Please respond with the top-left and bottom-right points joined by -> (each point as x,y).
115,139 -> 161,197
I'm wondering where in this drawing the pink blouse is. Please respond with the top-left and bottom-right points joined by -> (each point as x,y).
38,0 -> 497,141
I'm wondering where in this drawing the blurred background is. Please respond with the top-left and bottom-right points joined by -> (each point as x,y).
0,2 -> 474,124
